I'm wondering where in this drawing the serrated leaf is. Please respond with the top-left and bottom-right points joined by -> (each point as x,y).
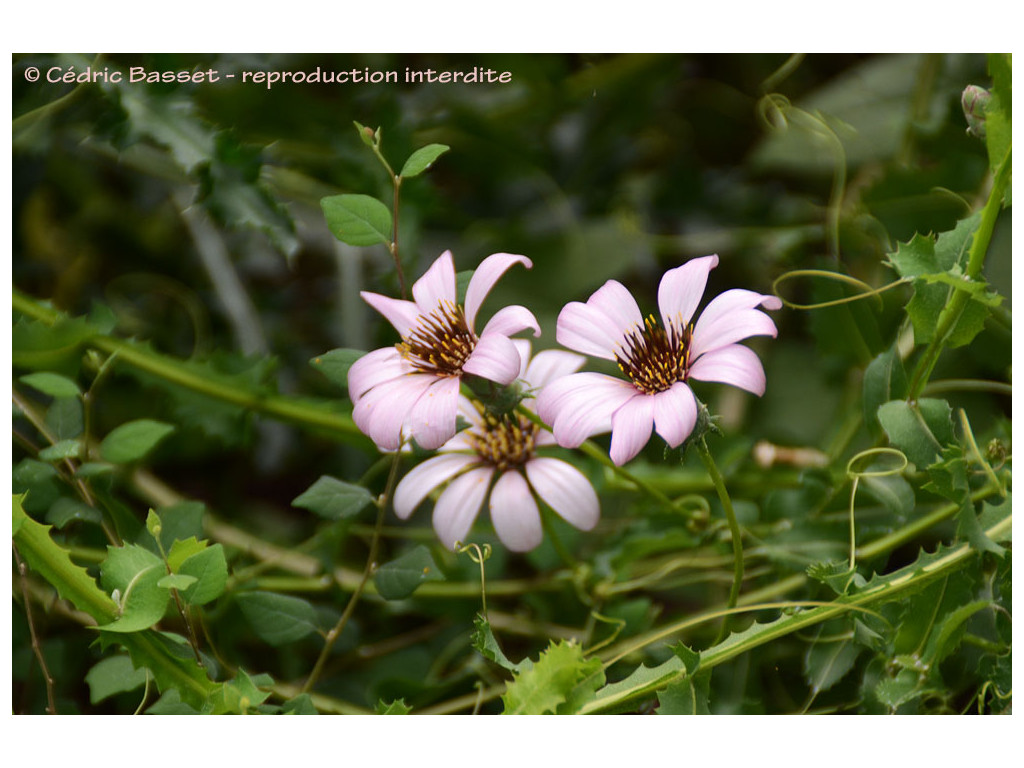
501,641 -> 604,715
85,655 -> 149,704
875,668 -> 925,710
178,544 -> 228,606
20,371 -> 82,398
956,496 -> 1006,557
166,537 -> 208,572
98,544 -> 170,633
373,545 -> 444,600
281,694 -> 319,714
806,560 -> 867,595
376,698 -> 412,714
99,419 -> 176,464
472,613 -> 526,673
668,642 -> 701,675
310,348 -> 367,391
292,475 -> 374,520
236,591 -> 319,647
321,193 -> 392,247
207,669 -> 272,714
656,672 -> 710,714
399,143 -> 450,178
146,689 -> 202,714
877,398 -> 953,468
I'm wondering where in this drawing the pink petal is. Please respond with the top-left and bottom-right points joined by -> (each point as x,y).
394,453 -> 478,520
511,339 -> 533,381
462,332 -> 522,385
609,394 -> 655,465
652,382 -> 698,447
689,344 -> 768,396
412,250 -> 457,315
555,300 -> 629,360
539,372 -> 637,448
525,457 -> 599,531
489,470 -> 543,552
480,304 -> 541,339
523,349 -> 586,391
352,373 -> 433,451
587,280 -> 644,336
347,347 -> 412,405
658,254 -> 718,329
360,291 -> 422,339
464,253 -> 532,332
407,375 -> 462,450
690,289 -> 780,358
433,466 -> 494,550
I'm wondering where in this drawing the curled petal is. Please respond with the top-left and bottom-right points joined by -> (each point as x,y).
609,394 -> 655,465
691,289 -> 780,358
394,453 -> 478,520
480,304 -> 541,339
347,347 -> 412,405
407,376 -> 462,450
689,343 -> 768,396
412,250 -> 457,315
511,339 -> 533,381
489,471 -> 543,552
433,466 -> 494,550
525,457 -> 599,532
652,382 -> 698,448
658,254 -> 718,329
555,299 -> 629,360
360,292 -> 422,339
462,332 -> 522,385
464,253 -> 532,332
352,373 -> 433,451
537,372 -> 636,447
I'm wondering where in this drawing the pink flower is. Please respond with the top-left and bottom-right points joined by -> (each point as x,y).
348,250 -> 539,451
393,342 -> 599,552
537,255 -> 782,465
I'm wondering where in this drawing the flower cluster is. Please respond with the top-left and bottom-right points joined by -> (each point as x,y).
349,250 -> 780,551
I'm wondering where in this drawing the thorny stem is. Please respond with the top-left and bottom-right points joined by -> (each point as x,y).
301,449 -> 400,694
14,545 -> 58,714
696,437 -> 744,645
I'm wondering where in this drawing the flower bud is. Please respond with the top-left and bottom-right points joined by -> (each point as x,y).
961,85 -> 991,139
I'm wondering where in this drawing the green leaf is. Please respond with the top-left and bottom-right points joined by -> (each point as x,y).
46,497 -> 104,529
310,348 -> 367,391
12,315 -> 97,374
166,537 -> 208,572
472,613 -> 527,674
177,544 -> 229,606
321,193 -> 393,247
803,631 -> 862,695
376,698 -> 412,714
875,668 -> 925,710
158,573 -> 198,590
236,591 -> 319,646
20,371 -> 82,398
399,143 -> 450,178
860,473 -> 915,519
98,544 -> 170,633
806,560 -> 867,595
984,53 -> 1011,183
877,398 -> 953,468
862,346 -> 907,437
38,439 -> 82,461
281,694 -> 319,714
85,655 -> 149,704
656,672 -> 711,714
668,642 -> 701,676
292,475 -> 374,520
373,545 -> 445,600
956,496 -> 1006,557
501,641 -> 604,715
207,669 -> 273,714
45,396 -> 83,440
99,419 -> 176,464
146,689 -> 202,714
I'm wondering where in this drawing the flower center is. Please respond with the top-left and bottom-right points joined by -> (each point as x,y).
398,300 -> 477,376
615,314 -> 692,395
467,403 -> 538,471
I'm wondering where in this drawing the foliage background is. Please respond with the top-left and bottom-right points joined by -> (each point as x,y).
11,52 -> 1011,715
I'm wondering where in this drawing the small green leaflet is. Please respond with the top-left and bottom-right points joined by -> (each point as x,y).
292,475 -> 374,520
236,591 -> 319,647
373,545 -> 445,600
399,144 -> 450,178
321,193 -> 393,247
99,419 -> 176,464
310,348 -> 367,391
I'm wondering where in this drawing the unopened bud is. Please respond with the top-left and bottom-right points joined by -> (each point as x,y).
961,85 -> 991,139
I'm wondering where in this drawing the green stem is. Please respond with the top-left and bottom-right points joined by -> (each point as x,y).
696,438 -> 744,643
908,148 -> 1011,399
13,289 -> 368,446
